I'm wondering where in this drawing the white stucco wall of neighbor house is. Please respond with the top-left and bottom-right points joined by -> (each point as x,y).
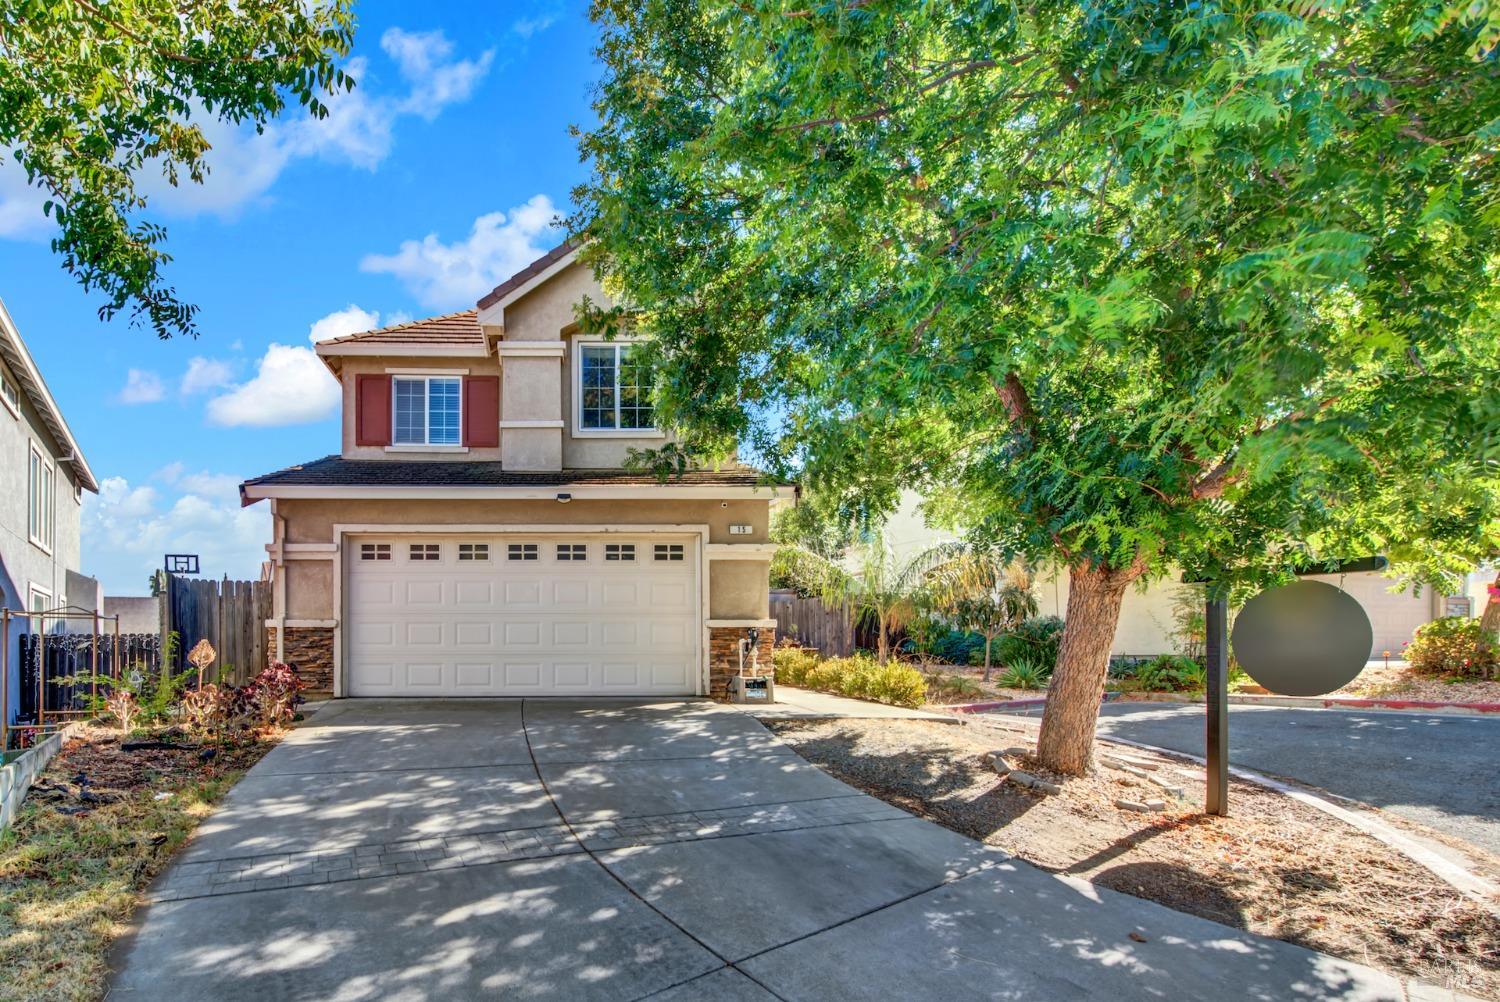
881,491 -> 1470,659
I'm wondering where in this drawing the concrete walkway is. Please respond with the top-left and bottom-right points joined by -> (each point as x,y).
726,684 -> 959,722
110,699 -> 1456,1000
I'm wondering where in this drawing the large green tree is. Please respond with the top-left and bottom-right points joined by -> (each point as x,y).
574,0 -> 1500,773
1,0 -> 356,337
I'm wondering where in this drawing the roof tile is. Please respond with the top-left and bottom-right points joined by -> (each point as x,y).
316,310 -> 482,347
243,455 -> 788,491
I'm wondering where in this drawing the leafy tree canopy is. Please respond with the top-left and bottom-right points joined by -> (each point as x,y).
0,0 -> 356,336
575,0 -> 1500,594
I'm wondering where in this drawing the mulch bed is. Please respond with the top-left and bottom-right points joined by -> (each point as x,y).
0,724 -> 283,1002
1332,663 -> 1500,704
768,716 -> 1500,998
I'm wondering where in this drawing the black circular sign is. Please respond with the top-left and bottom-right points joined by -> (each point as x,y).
1230,580 -> 1372,697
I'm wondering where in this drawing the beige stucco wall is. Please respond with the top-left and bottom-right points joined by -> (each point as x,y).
709,560 -> 770,620
285,561 -> 334,620
502,263 -> 605,342
338,355 -> 502,462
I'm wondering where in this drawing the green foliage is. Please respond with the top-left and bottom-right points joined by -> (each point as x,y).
1134,654 -> 1209,692
927,630 -> 987,667
0,0 -> 355,336
998,657 -> 1052,691
769,490 -> 865,567
784,651 -> 927,708
1406,617 -> 1499,678
924,546 -> 1039,675
770,645 -> 820,687
996,617 -> 1066,671
574,0 -> 1500,597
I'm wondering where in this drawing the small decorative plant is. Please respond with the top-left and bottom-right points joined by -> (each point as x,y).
186,639 -> 217,687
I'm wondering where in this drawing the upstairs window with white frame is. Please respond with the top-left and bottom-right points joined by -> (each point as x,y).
393,376 -> 461,446
578,342 -> 655,432
0,370 -> 18,417
28,443 -> 53,551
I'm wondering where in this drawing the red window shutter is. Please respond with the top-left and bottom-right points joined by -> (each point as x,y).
354,374 -> 391,446
463,376 -> 499,447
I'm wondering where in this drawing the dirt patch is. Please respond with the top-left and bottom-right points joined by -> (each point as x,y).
917,663 -> 1047,704
1332,662 -> 1500,704
767,717 -> 1500,997
0,724 -> 284,1002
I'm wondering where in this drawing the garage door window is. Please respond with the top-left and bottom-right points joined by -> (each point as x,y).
360,543 -> 391,561
393,376 -> 461,445
556,543 -> 587,561
410,543 -> 440,561
508,543 -> 539,561
604,543 -> 635,561
458,543 -> 490,561
654,543 -> 685,561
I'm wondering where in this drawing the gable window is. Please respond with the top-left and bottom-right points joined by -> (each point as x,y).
393,376 -> 461,446
0,371 -> 18,418
578,342 -> 655,432
28,443 -> 53,551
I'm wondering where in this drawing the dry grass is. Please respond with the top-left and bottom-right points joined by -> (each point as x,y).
769,717 -> 1500,998
0,725 -> 281,1002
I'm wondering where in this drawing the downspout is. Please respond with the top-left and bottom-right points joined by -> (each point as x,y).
271,501 -> 286,663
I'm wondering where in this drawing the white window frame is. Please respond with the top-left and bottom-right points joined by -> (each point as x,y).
28,442 -> 54,553
571,339 -> 665,439
0,368 -> 19,418
27,583 -> 52,631
389,375 -> 464,450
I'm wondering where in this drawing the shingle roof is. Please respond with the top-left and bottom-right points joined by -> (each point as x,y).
316,310 -> 482,348
476,242 -> 578,310
243,455 -> 787,490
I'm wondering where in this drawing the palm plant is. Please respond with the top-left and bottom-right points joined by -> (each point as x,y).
773,535 -> 933,664
924,548 -> 1039,682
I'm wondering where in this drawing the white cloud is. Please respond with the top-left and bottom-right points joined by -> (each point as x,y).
180,356 -> 235,395
205,344 -> 340,427
119,369 -> 166,404
202,304 -> 375,427
308,304 -> 381,344
154,461 -> 186,484
359,195 -> 561,309
0,156 -> 50,239
83,473 -> 269,593
141,29 -> 493,219
381,28 -> 495,120
512,12 -> 558,38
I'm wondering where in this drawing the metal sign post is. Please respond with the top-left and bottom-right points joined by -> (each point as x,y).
1204,596 -> 1230,816
1190,555 -> 1385,819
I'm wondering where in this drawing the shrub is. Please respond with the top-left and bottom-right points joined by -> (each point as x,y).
771,646 -> 820,687
997,616 -> 1064,670
787,652 -> 926,708
1407,617 -> 1497,679
1135,654 -> 1205,691
929,629 -> 987,666
244,662 -> 305,726
998,657 -> 1051,690
929,673 -> 984,700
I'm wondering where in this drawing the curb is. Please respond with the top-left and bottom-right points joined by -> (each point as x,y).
969,711 -> 1500,911
1120,692 -> 1500,716
942,692 -> 1124,715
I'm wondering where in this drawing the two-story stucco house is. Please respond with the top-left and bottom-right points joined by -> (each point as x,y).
241,245 -> 793,700
0,298 -> 99,725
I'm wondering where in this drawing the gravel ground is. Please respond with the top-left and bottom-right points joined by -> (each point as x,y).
1332,663 -> 1500,703
767,716 -> 1500,998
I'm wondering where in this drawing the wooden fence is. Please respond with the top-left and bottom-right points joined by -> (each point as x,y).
770,589 -> 856,656
162,574 -> 272,685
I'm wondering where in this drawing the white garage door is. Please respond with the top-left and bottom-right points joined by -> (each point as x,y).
345,534 -> 700,696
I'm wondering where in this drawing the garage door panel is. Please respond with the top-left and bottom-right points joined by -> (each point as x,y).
347,535 -> 699,696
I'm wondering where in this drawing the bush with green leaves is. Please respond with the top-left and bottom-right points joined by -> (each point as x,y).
771,645 -> 820,687
788,652 -> 927,708
1134,654 -> 1207,692
997,617 -> 1065,671
998,657 -> 1052,691
1406,617 -> 1497,679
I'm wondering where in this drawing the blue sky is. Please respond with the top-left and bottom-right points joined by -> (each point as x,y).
0,1 -> 598,593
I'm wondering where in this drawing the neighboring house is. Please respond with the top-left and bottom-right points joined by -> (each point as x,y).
0,298 -> 99,724
241,245 -> 793,699
882,491 -> 1484,660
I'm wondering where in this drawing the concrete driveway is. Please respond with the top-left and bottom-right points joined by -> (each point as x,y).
109,699 -> 1432,1000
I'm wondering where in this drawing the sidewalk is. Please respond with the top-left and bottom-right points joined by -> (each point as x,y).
725,686 -> 959,723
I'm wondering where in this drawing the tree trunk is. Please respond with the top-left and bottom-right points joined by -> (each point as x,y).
1480,571 -> 1500,636
982,635 -> 994,683
876,612 -> 890,664
1035,561 -> 1139,775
